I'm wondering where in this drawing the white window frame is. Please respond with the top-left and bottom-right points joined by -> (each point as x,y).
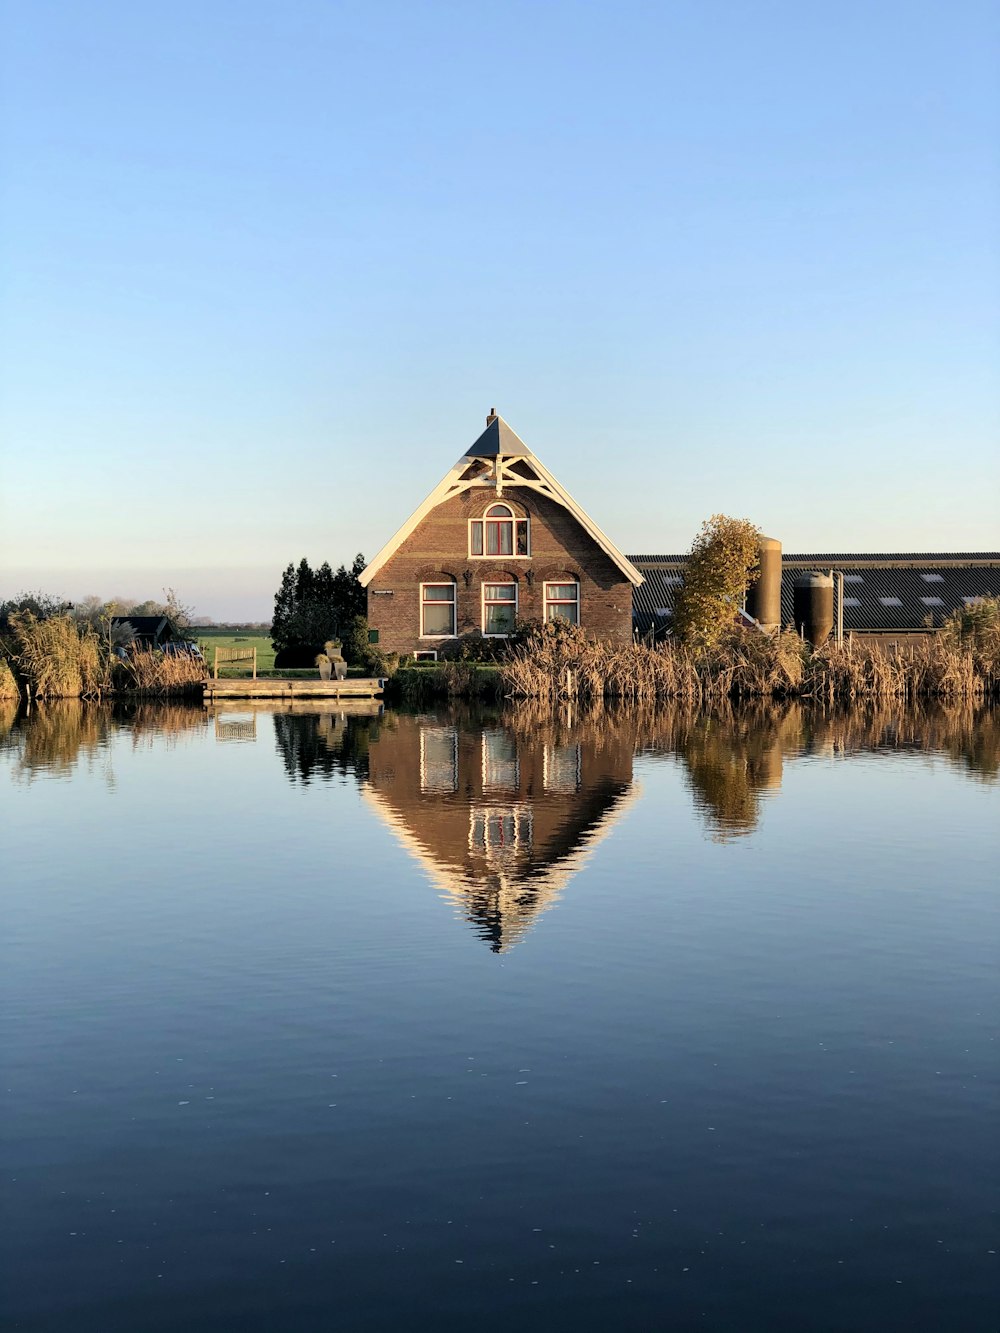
482,581 -> 518,637
468,503 -> 530,559
543,580 -> 580,625
420,581 -> 456,639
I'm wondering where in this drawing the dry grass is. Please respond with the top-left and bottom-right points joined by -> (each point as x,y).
4,613 -> 205,698
0,657 -> 19,701
113,648 -> 205,696
502,621 -> 997,703
809,636 -> 986,702
502,623 -> 805,704
5,612 -> 107,698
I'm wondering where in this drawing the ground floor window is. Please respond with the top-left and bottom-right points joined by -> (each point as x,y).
483,582 -> 517,636
420,726 -> 458,792
421,582 -> 456,637
544,581 -> 579,625
544,742 -> 582,792
482,730 -> 519,789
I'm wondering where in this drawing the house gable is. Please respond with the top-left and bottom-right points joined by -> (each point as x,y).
363,415 -> 639,654
360,414 -> 642,589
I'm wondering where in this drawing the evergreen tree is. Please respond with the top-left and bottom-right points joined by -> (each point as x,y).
314,561 -> 336,604
294,558 -> 315,606
331,553 -> 367,624
271,563 -> 298,651
270,554 -> 368,661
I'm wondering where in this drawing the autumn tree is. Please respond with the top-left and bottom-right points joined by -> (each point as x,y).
672,515 -> 761,651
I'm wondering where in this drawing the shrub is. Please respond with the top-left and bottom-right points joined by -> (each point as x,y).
438,630 -> 504,663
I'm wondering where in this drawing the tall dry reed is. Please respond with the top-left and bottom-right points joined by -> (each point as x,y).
502,621 -> 997,703
5,612 -> 106,698
113,648 -> 205,696
0,657 -> 19,701
808,636 -> 986,702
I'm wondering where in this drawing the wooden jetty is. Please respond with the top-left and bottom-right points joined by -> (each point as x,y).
202,676 -> 385,704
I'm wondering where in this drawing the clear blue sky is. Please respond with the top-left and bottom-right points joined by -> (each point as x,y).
2,0 -> 998,620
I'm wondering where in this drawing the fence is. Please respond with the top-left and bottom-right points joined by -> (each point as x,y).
213,646 -> 257,679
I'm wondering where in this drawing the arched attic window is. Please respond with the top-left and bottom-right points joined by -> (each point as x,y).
470,503 -> 530,558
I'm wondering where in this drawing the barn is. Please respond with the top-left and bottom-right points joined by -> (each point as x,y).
631,553 -> 1000,640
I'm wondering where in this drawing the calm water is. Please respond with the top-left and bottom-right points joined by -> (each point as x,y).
2,699 -> 997,1332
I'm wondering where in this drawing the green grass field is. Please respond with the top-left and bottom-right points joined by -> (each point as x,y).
193,630 -> 277,675
193,630 -> 369,678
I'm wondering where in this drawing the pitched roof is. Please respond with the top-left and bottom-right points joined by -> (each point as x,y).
360,415 -> 643,587
629,553 -> 1000,633
466,415 -> 530,457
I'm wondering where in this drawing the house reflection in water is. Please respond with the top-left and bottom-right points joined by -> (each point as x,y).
362,714 -> 637,952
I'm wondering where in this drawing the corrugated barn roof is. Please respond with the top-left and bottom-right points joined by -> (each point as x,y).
629,554 -> 1000,634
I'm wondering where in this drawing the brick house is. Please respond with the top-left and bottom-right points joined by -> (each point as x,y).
360,412 -> 643,656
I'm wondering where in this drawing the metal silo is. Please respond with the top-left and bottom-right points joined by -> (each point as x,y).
793,572 -> 834,646
746,536 -> 782,631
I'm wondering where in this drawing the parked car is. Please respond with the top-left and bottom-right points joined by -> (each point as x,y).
163,641 -> 204,661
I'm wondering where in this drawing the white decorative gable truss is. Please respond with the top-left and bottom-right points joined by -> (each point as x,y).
360,415 -> 644,588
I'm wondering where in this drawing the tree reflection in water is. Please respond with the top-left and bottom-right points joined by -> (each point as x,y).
272,706 -> 384,785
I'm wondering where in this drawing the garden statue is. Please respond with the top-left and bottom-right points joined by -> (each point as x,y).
325,639 -> 348,681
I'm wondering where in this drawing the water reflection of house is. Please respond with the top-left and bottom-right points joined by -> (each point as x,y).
363,714 -> 637,951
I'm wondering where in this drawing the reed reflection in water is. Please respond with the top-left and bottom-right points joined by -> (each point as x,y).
0,699 -> 211,784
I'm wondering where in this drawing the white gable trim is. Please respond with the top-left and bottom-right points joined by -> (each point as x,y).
360,449 -> 643,587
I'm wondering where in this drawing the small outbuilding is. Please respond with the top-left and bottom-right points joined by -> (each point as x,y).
360,412 -> 643,657
110,615 -> 177,649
